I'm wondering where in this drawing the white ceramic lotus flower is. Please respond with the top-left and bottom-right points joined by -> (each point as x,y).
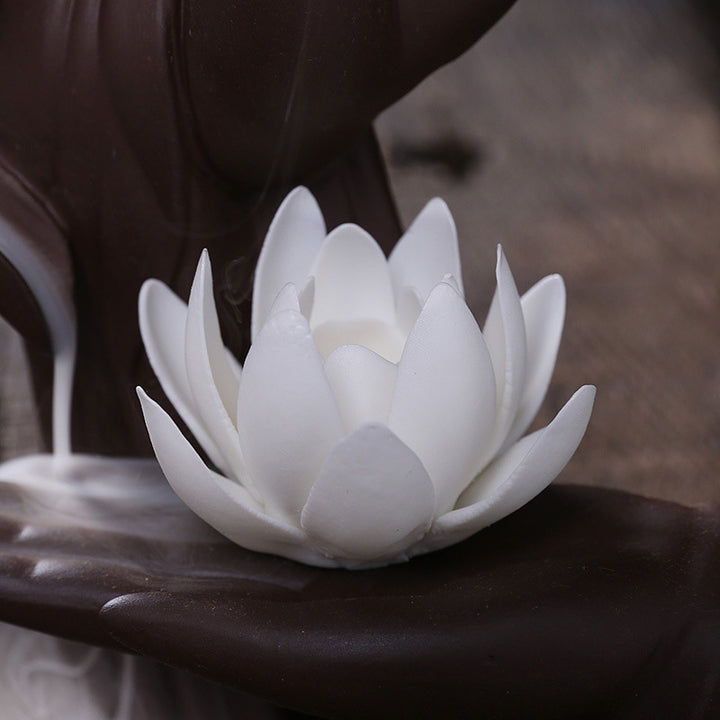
137,187 -> 595,568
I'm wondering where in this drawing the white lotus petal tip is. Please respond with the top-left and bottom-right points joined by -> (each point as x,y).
251,186 -> 326,340
389,195 -> 463,302
138,187 -> 595,568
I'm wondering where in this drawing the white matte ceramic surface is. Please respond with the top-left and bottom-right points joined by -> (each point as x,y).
138,187 -> 595,568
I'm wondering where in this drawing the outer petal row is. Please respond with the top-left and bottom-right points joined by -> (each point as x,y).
137,388 -> 318,563
417,385 -> 596,554
140,387 -> 436,568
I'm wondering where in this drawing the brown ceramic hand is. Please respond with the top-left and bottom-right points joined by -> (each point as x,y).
0,0 -> 514,456
0,460 -> 718,719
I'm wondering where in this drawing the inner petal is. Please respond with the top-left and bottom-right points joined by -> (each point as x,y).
388,197 -> 463,304
312,319 -> 405,363
251,187 -> 326,340
324,345 -> 398,433
309,224 -> 395,328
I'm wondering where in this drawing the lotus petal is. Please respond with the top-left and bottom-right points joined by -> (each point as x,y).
389,282 -> 496,515
137,389 -> 311,561
237,309 -> 344,523
311,318 -> 405,363
441,273 -> 462,295
225,348 -> 243,383
479,247 -> 527,467
251,187 -> 326,340
310,223 -> 395,328
389,197 -> 463,303
185,252 -> 250,491
395,286 -> 423,338
421,385 -> 596,553
324,345 -> 398,433
266,282 -> 301,317
298,276 -> 315,319
503,274 -> 566,450
138,279 -> 225,470
301,424 -> 434,563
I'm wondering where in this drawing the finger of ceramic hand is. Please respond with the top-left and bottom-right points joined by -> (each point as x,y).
0,493 -> 27,543
1,483 -> 719,719
100,488 -> 720,720
0,547 -> 146,648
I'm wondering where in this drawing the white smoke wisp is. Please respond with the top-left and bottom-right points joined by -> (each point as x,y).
3,622 -> 135,720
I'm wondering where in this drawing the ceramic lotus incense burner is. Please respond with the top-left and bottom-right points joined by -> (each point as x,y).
138,187 -> 594,567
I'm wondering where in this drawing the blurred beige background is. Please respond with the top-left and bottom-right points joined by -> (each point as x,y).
1,0 -> 718,506
375,0 -> 720,505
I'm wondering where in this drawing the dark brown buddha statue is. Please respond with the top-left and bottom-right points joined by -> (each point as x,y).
0,0 -> 513,455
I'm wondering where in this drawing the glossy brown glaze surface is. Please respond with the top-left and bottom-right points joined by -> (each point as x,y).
0,459 -> 717,719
